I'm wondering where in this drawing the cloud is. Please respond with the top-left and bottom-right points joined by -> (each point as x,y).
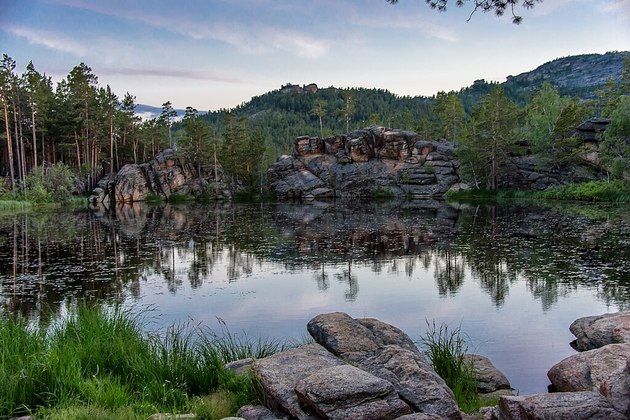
54,0 -> 331,58
601,0 -> 630,20
349,14 -> 459,43
0,23 -> 88,55
96,67 -> 248,83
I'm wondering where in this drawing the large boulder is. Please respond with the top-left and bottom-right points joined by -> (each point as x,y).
307,312 -> 460,419
114,164 -> 150,202
463,354 -> 511,394
252,343 -> 411,419
294,364 -> 411,419
569,311 -> 630,351
253,343 -> 344,418
547,343 -> 630,416
498,391 -> 626,420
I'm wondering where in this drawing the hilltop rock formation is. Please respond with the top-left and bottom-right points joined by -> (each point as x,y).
89,149 -> 234,206
267,124 -> 607,200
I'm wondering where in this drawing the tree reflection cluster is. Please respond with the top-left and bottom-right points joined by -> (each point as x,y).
0,200 -> 628,319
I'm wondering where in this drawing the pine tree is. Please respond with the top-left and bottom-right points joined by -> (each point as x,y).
311,99 -> 327,137
433,91 -> 465,141
459,87 -> 518,190
160,101 -> 177,149
98,85 -> 118,173
0,55 -> 16,189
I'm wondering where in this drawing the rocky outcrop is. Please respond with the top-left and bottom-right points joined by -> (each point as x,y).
267,126 -> 460,200
569,311 -> 630,351
247,311 -> 627,419
295,364 -> 412,419
307,312 -> 461,419
267,125 -> 608,199
253,342 -> 412,419
89,149 -> 233,205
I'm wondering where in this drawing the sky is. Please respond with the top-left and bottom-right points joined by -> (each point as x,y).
0,0 -> 628,110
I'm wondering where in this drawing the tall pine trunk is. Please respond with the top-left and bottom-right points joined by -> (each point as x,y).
2,99 -> 15,189
31,108 -> 38,168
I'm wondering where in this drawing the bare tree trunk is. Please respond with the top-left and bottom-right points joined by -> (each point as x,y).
75,132 -> 81,167
2,99 -> 15,189
319,115 -> 323,138
109,115 -> 114,173
31,108 -> 38,168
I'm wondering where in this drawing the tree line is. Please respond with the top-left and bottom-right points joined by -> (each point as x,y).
1,53 -> 628,201
0,54 -> 275,201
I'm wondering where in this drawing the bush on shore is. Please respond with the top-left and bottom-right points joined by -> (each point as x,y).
0,163 -> 86,208
0,306 -> 282,419
446,180 -> 630,203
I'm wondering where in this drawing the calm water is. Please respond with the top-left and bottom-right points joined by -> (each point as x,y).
1,200 -> 629,394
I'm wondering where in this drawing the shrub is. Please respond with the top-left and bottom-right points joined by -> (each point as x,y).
23,164 -> 77,203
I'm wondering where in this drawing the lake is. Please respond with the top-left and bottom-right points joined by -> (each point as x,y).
0,200 -> 628,395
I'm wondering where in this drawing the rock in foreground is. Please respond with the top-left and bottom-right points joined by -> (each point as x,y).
295,364 -> 411,419
548,343 -> 630,416
569,311 -> 630,351
307,312 -> 461,419
498,391 -> 626,420
462,354 -> 511,394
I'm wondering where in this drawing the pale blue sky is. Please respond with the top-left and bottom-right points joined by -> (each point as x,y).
1,0 -> 628,110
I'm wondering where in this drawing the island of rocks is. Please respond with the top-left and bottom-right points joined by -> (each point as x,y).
267,122 -> 608,200
223,311 -> 629,420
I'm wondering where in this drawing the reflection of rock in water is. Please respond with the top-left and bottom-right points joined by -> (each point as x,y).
0,200 -> 628,319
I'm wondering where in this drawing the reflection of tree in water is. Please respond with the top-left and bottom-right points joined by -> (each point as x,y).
433,250 -> 466,297
0,200 -> 628,319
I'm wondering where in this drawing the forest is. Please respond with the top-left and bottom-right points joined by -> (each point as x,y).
0,52 -> 628,203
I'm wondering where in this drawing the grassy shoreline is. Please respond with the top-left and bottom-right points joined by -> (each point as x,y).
446,180 -> 630,204
0,196 -> 87,214
1,306 -> 490,419
0,306 -> 291,419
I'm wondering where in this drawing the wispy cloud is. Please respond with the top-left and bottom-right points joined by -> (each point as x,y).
349,14 -> 459,43
96,67 -> 248,83
54,0 -> 332,58
0,23 -> 88,55
601,0 -> 630,20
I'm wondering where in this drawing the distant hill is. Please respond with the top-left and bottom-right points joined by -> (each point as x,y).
145,51 -> 628,155
135,104 -> 206,121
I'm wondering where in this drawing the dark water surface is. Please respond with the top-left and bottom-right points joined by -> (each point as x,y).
1,200 -> 629,395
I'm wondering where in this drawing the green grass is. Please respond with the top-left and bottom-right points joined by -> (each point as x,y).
0,306 -> 282,419
446,180 -> 630,203
0,196 -> 87,215
167,193 -> 195,203
421,320 -> 480,413
372,187 -> 397,199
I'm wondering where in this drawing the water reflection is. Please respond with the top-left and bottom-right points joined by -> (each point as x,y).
1,200 -> 628,319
